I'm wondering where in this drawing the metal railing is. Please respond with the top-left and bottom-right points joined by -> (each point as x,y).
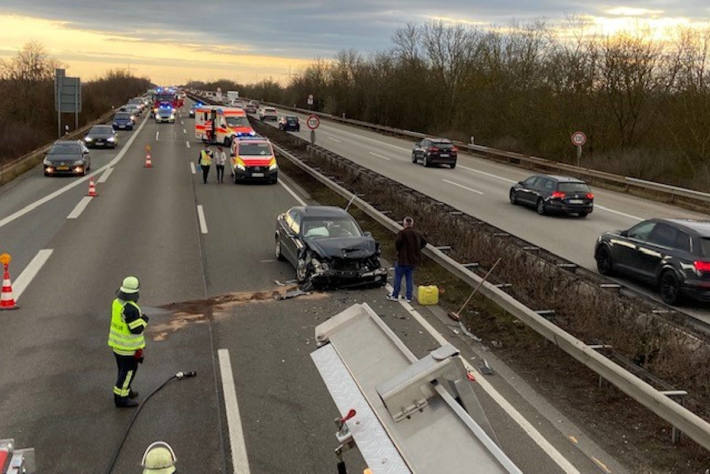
268,139 -> 710,453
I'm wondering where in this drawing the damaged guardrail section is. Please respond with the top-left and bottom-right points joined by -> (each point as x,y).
249,119 -> 710,453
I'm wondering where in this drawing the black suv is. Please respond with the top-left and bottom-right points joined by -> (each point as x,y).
510,175 -> 594,217
411,138 -> 457,168
595,218 -> 710,304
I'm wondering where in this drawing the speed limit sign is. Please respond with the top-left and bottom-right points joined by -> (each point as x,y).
306,114 -> 320,130
571,131 -> 587,146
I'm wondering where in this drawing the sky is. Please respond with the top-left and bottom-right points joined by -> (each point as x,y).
1,1 -> 709,85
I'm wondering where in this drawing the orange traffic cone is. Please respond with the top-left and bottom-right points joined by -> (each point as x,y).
1,262 -> 18,310
87,177 -> 97,197
145,152 -> 152,168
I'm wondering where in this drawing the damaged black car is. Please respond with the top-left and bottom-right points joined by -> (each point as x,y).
275,206 -> 388,288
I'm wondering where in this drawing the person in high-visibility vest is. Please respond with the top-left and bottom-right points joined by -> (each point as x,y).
198,142 -> 213,184
108,276 -> 149,408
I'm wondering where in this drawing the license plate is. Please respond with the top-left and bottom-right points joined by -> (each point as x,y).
119,125 -> 126,128
440,153 -> 449,157
251,172 -> 264,177
569,199 -> 584,204
57,166 -> 69,170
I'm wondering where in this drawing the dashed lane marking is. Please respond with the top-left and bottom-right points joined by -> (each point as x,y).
13,249 -> 53,301
459,165 -> 516,184
186,140 -> 191,149
0,114 -> 149,229
183,128 -> 187,134
97,167 -> 113,183
368,151 -> 392,161
155,131 -> 159,141
218,349 -> 251,474
197,205 -> 208,234
66,196 -> 93,219
595,205 -> 642,221
442,178 -> 484,195
592,457 -> 612,473
384,284 -> 581,474
278,180 -> 307,206
190,162 -> 196,175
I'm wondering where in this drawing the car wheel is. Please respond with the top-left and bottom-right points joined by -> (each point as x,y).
270,176 -> 278,184
423,155 -> 430,167
509,189 -> 517,205
450,161 -> 456,169
411,152 -> 417,163
536,199 -> 546,215
296,253 -> 311,283
596,247 -> 614,275
578,211 -> 589,218
659,270 -> 681,305
275,236 -> 285,261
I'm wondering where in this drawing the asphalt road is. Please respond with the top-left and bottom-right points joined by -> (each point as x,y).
0,100 -> 621,473
258,108 -> 710,324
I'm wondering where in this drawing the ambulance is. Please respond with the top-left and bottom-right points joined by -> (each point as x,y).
194,106 -> 255,145
230,136 -> 278,184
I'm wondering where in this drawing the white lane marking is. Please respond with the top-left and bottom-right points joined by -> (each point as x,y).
186,140 -> 191,149
13,249 -> 53,301
217,349 -> 251,474
368,151 -> 392,161
384,284 -> 581,474
0,115 -> 148,229
459,165 -> 516,184
181,120 -> 184,125
197,205 -> 208,234
66,196 -> 93,219
183,128 -> 187,134
155,131 -> 159,141
278,180 -> 307,206
595,205 -> 642,221
190,162 -> 196,175
325,134 -> 342,143
97,167 -> 113,183
442,178 -> 484,195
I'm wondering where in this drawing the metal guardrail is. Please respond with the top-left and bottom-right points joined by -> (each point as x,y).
0,110 -> 114,186
269,140 -> 710,453
243,97 -> 710,209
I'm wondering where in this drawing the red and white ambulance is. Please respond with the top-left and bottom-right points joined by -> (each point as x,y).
194,106 -> 255,145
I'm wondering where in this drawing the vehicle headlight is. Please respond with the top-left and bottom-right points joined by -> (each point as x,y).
170,114 -> 175,119
130,115 -> 136,121
235,157 -> 246,170
269,158 -> 278,170
107,136 -> 115,142
84,136 -> 93,142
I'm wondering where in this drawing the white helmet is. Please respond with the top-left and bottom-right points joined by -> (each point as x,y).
141,441 -> 176,474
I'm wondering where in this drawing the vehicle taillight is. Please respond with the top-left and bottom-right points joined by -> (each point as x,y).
551,191 -> 566,199
451,147 -> 458,153
693,261 -> 710,272
586,193 -> 594,199
428,147 -> 439,152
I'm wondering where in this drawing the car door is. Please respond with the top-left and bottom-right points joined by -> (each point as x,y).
614,221 -> 656,276
522,176 -> 544,204
281,210 -> 301,266
641,224 -> 684,281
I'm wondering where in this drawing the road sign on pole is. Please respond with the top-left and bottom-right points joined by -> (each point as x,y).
55,68 -> 81,137
307,94 -> 314,106
306,114 -> 320,130
571,131 -> 586,167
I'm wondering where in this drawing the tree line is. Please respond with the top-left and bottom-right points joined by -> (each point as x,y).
0,42 -> 152,164
192,21 -> 710,191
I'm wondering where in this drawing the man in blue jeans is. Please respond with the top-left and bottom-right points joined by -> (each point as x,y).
387,216 -> 427,303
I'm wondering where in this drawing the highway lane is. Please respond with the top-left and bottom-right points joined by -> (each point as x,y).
0,100 -> 617,473
260,109 -> 710,323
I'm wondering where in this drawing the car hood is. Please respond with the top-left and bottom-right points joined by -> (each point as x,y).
158,110 -> 173,117
86,132 -> 113,139
304,236 -> 377,259
46,153 -> 81,162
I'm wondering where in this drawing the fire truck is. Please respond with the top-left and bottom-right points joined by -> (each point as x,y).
194,106 -> 255,145
152,89 -> 179,116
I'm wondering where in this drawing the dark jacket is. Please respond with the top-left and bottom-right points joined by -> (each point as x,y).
395,227 -> 427,267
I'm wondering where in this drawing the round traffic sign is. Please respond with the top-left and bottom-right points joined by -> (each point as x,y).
571,131 -> 587,146
306,114 -> 320,130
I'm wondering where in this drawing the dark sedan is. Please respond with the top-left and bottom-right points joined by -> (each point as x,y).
112,112 -> 135,130
43,141 -> 91,176
595,218 -> 710,304
278,115 -> 300,132
510,175 -> 594,217
275,206 -> 388,288
84,125 -> 117,148
412,138 -> 458,168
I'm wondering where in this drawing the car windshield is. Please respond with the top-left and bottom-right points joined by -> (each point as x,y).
50,142 -> 81,153
226,116 -> 249,127
159,108 -> 172,114
286,117 -> 298,123
432,141 -> 453,149
265,108 -> 276,113
115,113 -> 130,119
302,218 -> 362,239
558,182 -> 590,193
239,143 -> 271,155
90,126 -> 113,134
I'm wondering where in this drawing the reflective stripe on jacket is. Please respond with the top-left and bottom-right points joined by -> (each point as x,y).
108,299 -> 146,355
200,150 -> 212,166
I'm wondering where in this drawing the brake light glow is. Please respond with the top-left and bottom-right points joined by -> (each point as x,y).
693,261 -> 710,272
452,146 -> 458,152
551,191 -> 566,199
586,193 -> 594,199
428,147 -> 439,152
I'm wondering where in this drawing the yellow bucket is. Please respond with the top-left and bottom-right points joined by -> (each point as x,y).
417,285 -> 439,305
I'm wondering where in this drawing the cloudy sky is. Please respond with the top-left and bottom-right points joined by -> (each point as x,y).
1,1 -> 709,84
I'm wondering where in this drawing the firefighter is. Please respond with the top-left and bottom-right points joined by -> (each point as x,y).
108,276 -> 149,408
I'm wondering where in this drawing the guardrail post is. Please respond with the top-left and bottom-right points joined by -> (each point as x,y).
661,391 -> 688,444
